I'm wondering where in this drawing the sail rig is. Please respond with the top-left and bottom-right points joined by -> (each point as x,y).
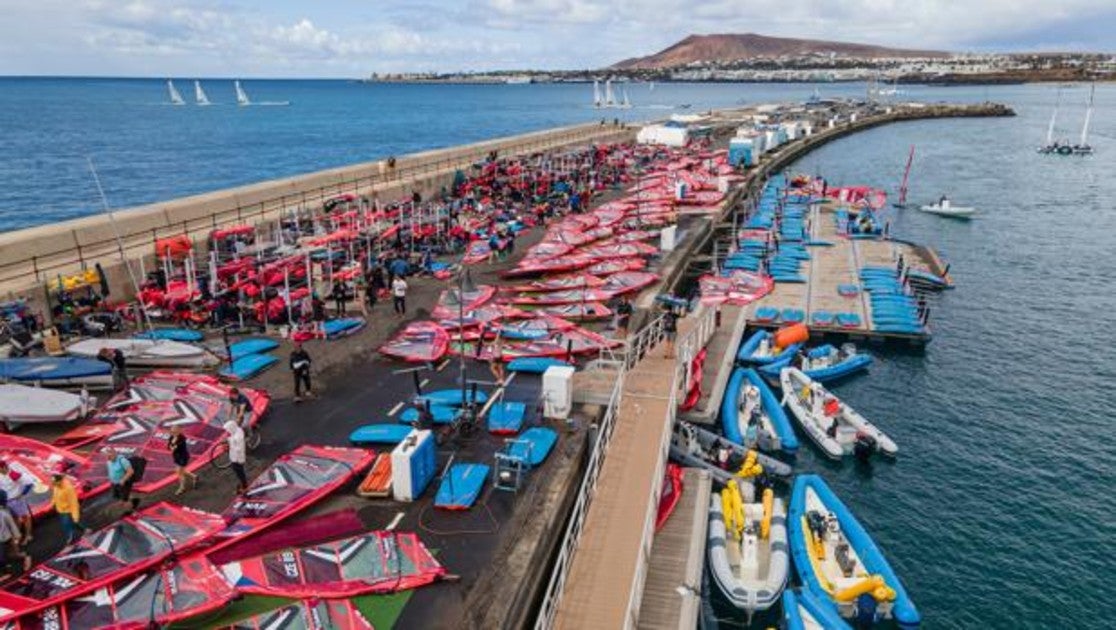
167,80 -> 185,105
896,145 -> 914,207
194,80 -> 211,105
235,80 -> 251,106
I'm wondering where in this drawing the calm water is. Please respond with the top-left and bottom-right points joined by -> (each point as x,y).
3,79 -> 1115,627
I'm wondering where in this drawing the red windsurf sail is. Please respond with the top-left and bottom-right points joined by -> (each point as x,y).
379,322 -> 449,363
0,435 -> 90,520
7,555 -> 235,630
210,445 -> 374,554
698,271 -> 775,306
75,379 -> 270,495
221,599 -> 373,630
430,286 -> 497,320
0,503 -> 224,622
219,530 -> 445,598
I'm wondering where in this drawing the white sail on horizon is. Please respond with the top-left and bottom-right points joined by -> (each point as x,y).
604,79 -> 615,107
167,80 -> 185,105
1079,83 -> 1094,147
593,79 -> 601,108
235,80 -> 251,106
194,80 -> 211,106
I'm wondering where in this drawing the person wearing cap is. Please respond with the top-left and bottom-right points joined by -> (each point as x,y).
50,473 -> 86,544
228,386 -> 252,428
104,447 -> 139,513
0,462 -> 34,544
0,491 -> 29,573
222,420 -> 248,493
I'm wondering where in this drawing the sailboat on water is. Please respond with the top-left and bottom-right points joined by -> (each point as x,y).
604,79 -> 616,108
619,87 -> 632,109
235,80 -> 251,106
593,79 -> 602,108
1037,88 -> 1071,154
166,80 -> 185,105
1073,83 -> 1095,155
194,80 -> 211,106
893,145 -> 915,209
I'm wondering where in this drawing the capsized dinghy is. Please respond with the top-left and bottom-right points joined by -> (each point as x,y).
708,480 -> 788,616
789,474 -> 920,627
779,367 -> 897,460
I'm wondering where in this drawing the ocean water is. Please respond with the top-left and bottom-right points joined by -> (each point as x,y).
3,78 -> 1115,627
712,84 -> 1116,629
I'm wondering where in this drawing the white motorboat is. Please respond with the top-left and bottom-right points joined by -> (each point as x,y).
780,367 -> 897,460
918,197 -> 976,218
708,480 -> 789,618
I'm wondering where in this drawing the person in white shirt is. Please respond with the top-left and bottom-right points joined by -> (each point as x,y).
223,420 -> 248,493
392,277 -> 408,316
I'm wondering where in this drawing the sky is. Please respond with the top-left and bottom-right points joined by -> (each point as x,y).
0,0 -> 1113,78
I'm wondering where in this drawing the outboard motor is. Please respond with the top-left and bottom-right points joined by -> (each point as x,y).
855,593 -> 879,628
853,433 -> 878,462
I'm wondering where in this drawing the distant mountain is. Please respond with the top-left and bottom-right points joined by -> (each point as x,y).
611,33 -> 949,69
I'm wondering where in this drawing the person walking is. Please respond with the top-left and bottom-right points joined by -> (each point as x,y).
103,447 -> 140,513
222,420 -> 249,494
167,425 -> 197,495
489,330 -> 507,386
50,472 -> 87,545
0,493 -> 29,575
0,462 -> 34,545
290,343 -> 314,402
391,276 -> 408,316
330,278 -> 347,317
662,305 -> 678,359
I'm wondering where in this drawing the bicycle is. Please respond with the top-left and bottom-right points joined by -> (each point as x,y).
210,424 -> 262,469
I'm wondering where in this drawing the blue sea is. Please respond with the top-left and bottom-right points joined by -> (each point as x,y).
2,78 -> 1115,628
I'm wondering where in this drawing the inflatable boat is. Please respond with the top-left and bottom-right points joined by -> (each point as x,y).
722,368 -> 798,454
736,330 -> 802,366
780,368 -> 897,460
708,480 -> 788,618
669,420 -> 793,484
783,588 -> 852,630
788,475 -> 920,627
759,344 -> 871,384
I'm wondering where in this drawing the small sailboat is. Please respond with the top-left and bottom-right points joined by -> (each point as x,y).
620,87 -> 632,109
1073,83 -> 1095,155
235,80 -> 251,106
892,145 -> 914,208
593,79 -> 602,108
166,80 -> 185,106
604,79 -> 616,108
194,80 -> 211,106
1038,88 -> 1071,154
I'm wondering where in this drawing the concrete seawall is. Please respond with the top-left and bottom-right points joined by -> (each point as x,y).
0,101 -> 1011,313
0,121 -> 635,301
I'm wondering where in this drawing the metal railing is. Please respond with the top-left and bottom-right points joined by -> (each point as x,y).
534,305 -> 716,629
0,124 -> 635,294
534,366 -> 626,629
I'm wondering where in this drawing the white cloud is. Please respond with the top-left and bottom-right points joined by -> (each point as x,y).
0,0 -> 1111,76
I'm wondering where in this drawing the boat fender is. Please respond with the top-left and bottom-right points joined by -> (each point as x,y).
835,575 -> 895,603
760,487 -> 773,540
721,480 -> 745,540
735,450 -> 763,479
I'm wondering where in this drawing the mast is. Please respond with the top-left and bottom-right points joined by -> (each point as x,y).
605,79 -> 614,107
593,79 -> 601,108
899,145 -> 914,206
1045,89 -> 1060,145
1079,83 -> 1094,147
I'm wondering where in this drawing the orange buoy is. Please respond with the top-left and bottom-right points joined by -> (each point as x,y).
774,322 -> 809,348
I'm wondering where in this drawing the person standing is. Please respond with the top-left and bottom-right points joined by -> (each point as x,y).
489,331 -> 506,386
167,425 -> 197,495
662,306 -> 678,359
0,493 -> 29,574
0,462 -> 34,545
330,278 -> 347,317
392,276 -> 408,316
50,472 -> 87,544
222,420 -> 249,494
615,296 -> 634,339
290,343 -> 314,402
103,447 -> 140,513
